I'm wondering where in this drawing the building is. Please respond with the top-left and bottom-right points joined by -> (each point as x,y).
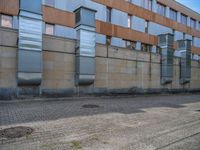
0,0 -> 200,99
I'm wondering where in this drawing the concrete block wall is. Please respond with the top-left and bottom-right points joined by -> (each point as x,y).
0,27 -> 200,99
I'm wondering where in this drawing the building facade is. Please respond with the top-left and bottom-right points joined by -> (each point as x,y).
0,0 -> 200,99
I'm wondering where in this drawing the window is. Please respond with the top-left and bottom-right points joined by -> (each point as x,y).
1,14 -> 13,28
45,0 -> 55,7
190,18 -> 196,29
145,20 -> 149,33
125,40 -> 136,50
169,9 -> 177,21
183,33 -> 186,40
106,36 -> 111,45
181,14 -> 187,25
45,23 -> 54,35
128,15 -> 131,28
141,43 -> 152,52
106,7 -> 112,23
142,0 -> 152,11
192,36 -> 194,46
157,3 -> 166,16
199,22 -> 200,30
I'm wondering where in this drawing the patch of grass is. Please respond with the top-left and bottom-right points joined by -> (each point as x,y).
71,140 -> 82,149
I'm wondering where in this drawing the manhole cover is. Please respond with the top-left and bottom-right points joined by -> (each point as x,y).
82,104 -> 100,108
0,126 -> 34,139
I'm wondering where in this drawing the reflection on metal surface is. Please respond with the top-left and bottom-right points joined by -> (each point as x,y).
18,72 -> 42,86
178,40 -> 191,84
77,75 -> 95,85
75,7 -> 97,85
17,1 -> 43,86
78,29 -> 96,57
158,34 -> 174,85
19,16 -> 42,51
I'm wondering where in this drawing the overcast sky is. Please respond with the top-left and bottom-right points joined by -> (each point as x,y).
176,0 -> 200,13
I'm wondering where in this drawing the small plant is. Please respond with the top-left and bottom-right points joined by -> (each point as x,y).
71,140 -> 82,149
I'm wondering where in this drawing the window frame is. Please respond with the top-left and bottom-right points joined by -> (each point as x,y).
145,20 -> 149,33
181,13 -> 187,25
190,18 -> 196,29
199,22 -> 200,30
157,2 -> 166,16
169,8 -> 177,21
141,43 -> 152,52
106,7 -> 112,23
0,14 -> 13,28
45,23 -> 55,35
128,15 -> 132,28
125,40 -> 136,50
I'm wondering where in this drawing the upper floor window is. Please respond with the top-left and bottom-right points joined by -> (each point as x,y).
106,7 -> 112,23
192,36 -> 195,46
45,0 -> 55,7
169,8 -> 177,21
142,0 -> 152,11
190,18 -> 196,29
141,43 -> 152,52
45,23 -> 54,35
183,33 -> 186,40
0,14 -> 13,28
157,3 -> 166,16
145,20 -> 149,33
106,36 -> 111,45
128,15 -> 131,28
199,22 -> 200,30
181,14 -> 187,25
125,40 -> 136,50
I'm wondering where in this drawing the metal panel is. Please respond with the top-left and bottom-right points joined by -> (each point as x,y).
20,0 -> 42,14
76,56 -> 95,75
75,6 -> 96,85
77,29 -> 96,57
178,40 -> 191,84
74,6 -> 96,28
18,50 -> 42,73
18,72 -> 42,86
19,16 -> 42,51
158,34 -> 174,85
17,10 -> 43,86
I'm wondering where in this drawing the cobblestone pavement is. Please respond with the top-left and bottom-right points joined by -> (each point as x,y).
0,94 -> 200,150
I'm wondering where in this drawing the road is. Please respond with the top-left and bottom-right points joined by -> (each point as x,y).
0,94 -> 200,150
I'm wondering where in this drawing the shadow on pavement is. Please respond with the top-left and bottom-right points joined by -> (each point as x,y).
0,94 -> 199,126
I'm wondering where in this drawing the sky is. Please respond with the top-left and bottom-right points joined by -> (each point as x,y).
176,0 -> 200,14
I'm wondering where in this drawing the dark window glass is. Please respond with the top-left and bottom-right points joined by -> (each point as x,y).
181,14 -> 187,25
170,9 -> 177,21
157,3 -> 166,16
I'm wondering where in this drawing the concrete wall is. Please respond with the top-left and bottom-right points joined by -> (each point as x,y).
0,27 -> 200,99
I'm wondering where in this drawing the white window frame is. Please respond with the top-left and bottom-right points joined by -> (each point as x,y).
45,23 -> 54,35
128,15 -> 131,28
0,14 -> 13,28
